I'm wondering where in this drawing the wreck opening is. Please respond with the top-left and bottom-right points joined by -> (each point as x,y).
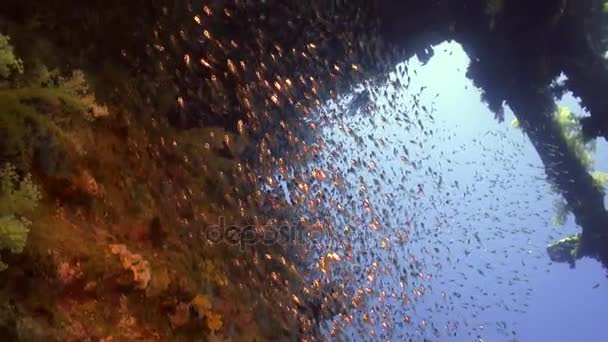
1,1 -> 608,340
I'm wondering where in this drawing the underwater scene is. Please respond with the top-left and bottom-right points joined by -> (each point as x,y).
1,1 -> 608,341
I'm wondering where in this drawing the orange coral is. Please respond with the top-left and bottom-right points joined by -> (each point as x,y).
109,244 -> 151,290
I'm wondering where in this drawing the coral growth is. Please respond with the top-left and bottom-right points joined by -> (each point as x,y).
109,244 -> 151,290
0,33 -> 108,174
191,294 -> 223,333
56,261 -> 84,286
547,234 -> 581,267
0,163 -> 41,271
0,34 -> 23,78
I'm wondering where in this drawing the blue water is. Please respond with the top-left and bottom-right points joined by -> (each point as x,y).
295,41 -> 608,341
